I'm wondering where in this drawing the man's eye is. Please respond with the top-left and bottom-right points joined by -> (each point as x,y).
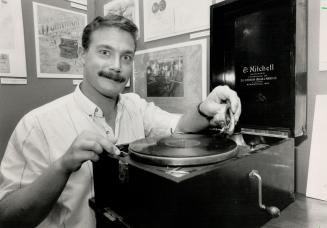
99,50 -> 111,56
122,55 -> 133,62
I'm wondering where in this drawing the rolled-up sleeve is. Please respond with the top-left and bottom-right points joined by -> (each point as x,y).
0,114 -> 50,201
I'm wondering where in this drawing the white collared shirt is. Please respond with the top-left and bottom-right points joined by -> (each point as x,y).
0,85 -> 181,228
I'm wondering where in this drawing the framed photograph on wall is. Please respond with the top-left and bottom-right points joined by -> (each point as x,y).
143,0 -> 211,42
133,39 -> 207,114
0,0 -> 27,77
33,3 -> 87,78
103,0 -> 140,32
319,0 -> 327,71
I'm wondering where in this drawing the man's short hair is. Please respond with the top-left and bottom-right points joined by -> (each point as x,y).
82,14 -> 138,50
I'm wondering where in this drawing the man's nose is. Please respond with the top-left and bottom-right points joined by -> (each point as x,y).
110,55 -> 121,72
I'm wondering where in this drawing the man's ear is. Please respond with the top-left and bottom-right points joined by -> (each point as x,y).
80,47 -> 86,65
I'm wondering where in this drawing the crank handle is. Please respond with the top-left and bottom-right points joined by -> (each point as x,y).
249,170 -> 280,218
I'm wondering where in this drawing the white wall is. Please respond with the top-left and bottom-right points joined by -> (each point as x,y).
296,0 -> 327,194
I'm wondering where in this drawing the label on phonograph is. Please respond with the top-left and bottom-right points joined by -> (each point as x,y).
240,64 -> 276,87
233,6 -> 293,129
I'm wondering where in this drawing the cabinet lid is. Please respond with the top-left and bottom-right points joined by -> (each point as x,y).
210,0 -> 298,136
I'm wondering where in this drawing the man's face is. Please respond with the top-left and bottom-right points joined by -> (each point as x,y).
82,27 -> 135,99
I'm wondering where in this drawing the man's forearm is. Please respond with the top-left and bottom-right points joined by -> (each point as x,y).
174,104 -> 209,133
0,161 -> 71,228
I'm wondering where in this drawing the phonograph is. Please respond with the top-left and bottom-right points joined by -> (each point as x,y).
90,0 -> 307,227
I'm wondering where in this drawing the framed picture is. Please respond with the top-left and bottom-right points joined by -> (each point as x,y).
103,0 -> 140,32
0,0 -> 27,77
33,3 -> 87,78
133,39 -> 207,114
143,0 -> 211,41
319,0 -> 327,71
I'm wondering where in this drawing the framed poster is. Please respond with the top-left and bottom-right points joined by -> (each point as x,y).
134,39 -> 207,114
33,3 -> 87,78
320,0 -> 327,71
143,0 -> 211,41
103,0 -> 140,31
0,0 -> 27,77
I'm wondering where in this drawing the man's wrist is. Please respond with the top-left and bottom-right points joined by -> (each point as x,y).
197,102 -> 212,120
53,159 -> 72,177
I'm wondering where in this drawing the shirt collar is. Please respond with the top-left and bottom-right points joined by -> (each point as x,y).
73,83 -> 103,118
73,83 -> 123,118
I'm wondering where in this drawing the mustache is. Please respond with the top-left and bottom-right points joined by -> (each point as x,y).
98,71 -> 126,83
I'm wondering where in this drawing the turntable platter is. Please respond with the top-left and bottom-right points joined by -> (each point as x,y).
128,134 -> 238,166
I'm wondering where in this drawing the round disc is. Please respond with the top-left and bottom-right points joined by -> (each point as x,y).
128,134 -> 238,166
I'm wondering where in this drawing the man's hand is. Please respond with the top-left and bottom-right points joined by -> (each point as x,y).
0,130 -> 120,228
55,131 -> 120,175
199,85 -> 241,134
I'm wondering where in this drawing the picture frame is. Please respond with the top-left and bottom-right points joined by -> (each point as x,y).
33,3 -> 87,78
103,0 -> 140,33
0,0 -> 27,77
143,0 -> 211,42
133,39 -> 207,114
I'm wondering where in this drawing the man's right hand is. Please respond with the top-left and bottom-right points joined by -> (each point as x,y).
0,130 -> 120,228
55,131 -> 120,174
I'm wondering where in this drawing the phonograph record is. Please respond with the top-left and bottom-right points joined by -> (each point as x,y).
90,0 -> 307,227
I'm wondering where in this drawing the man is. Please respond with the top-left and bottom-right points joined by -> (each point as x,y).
0,14 -> 241,227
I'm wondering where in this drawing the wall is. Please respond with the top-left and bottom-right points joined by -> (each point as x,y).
0,0 -> 87,161
296,0 -> 327,194
0,0 -> 326,194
